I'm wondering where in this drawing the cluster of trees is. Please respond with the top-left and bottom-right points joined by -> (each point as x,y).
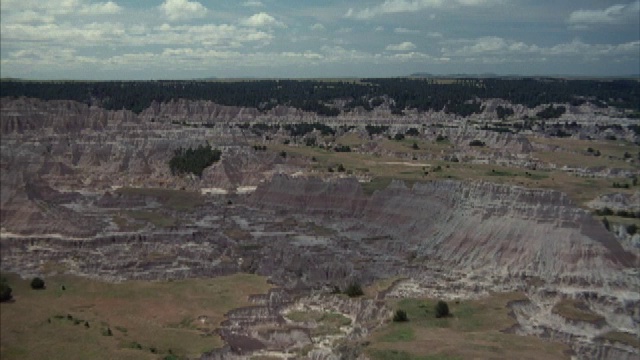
169,145 -> 221,177
595,207 -> 640,218
393,133 -> 405,141
365,125 -> 389,136
536,105 -> 566,119
333,145 -> 351,152
405,128 -> 420,136
4,78 -> 637,116
283,122 -> 335,137
496,105 -> 515,119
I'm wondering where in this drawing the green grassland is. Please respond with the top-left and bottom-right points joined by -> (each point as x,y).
0,273 -> 272,360
366,292 -> 570,360
269,134 -> 638,206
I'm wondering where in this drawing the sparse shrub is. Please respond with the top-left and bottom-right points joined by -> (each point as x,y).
84,321 -> 90,328
412,142 -> 419,150
102,327 -> 113,336
279,151 -> 287,158
393,310 -> 408,322
394,133 -> 405,141
30,277 -> 45,290
469,140 -> 485,147
627,224 -> 637,235
602,217 -> 610,231
344,283 -> 364,298
596,207 -> 614,216
334,145 -> 352,152
337,164 -> 346,172
435,300 -> 450,318
406,128 -> 420,136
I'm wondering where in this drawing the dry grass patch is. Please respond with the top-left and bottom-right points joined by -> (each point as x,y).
597,331 -> 640,349
552,299 -> 605,324
364,277 -> 406,298
285,311 -> 351,336
123,210 -> 176,228
0,272 -> 272,360
223,226 -> 253,241
367,292 -> 570,360
336,133 -> 368,147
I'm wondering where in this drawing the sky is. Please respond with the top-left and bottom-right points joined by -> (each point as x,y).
1,0 -> 639,79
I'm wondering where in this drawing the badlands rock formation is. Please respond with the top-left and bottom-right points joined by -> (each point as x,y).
1,96 -> 638,359
251,176 -> 636,286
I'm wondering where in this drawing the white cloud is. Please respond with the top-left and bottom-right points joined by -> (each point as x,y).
79,1 -> 121,15
0,21 -> 273,48
346,0 -> 499,19
394,27 -> 419,34
5,10 -> 56,23
441,36 -> 640,63
242,0 -> 264,7
1,0 -> 122,17
240,12 -> 286,28
310,23 -> 325,31
386,41 -> 417,51
159,0 -> 208,22
568,1 -> 640,26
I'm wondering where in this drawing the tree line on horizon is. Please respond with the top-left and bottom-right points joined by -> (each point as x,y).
1,78 -> 638,117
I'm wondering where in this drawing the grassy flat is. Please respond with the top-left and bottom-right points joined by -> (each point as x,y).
552,299 -> 605,324
366,293 -> 570,360
0,273 -> 272,360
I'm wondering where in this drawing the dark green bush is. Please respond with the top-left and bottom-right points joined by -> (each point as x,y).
30,277 -> 45,290
435,300 -> 450,318
0,277 -> 12,302
344,283 -> 364,298
393,309 -> 408,322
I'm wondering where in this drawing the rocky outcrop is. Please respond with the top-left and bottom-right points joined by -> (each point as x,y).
251,176 -> 637,286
